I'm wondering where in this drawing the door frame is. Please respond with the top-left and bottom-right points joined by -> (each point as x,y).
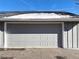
4,22 -> 64,48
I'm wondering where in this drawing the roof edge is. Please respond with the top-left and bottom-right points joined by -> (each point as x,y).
0,11 -> 78,16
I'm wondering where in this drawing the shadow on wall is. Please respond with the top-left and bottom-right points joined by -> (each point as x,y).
0,22 -> 4,48
0,22 -> 4,32
64,22 -> 78,48
64,22 -> 78,32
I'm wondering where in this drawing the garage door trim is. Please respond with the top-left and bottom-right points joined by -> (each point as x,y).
4,22 -> 64,48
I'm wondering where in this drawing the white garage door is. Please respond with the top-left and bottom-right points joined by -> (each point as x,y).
6,23 -> 62,48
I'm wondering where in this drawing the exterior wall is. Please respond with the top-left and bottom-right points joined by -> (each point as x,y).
63,22 -> 79,49
0,22 -> 79,49
0,22 -> 4,48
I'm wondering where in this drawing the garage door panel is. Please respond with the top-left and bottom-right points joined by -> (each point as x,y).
39,34 -> 48,47
47,34 -> 58,48
7,24 -> 62,48
7,34 -> 41,47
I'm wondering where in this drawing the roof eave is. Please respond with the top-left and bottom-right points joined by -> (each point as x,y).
0,18 -> 79,22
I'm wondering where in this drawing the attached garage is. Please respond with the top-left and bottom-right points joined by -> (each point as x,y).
0,11 -> 79,49
6,22 -> 62,48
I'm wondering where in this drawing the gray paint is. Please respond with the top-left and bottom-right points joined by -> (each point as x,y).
64,22 -> 79,48
0,22 -> 4,48
6,24 -> 62,48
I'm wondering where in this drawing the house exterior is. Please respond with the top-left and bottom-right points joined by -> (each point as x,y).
0,11 -> 79,49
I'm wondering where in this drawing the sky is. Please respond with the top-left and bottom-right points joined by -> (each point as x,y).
0,0 -> 79,14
